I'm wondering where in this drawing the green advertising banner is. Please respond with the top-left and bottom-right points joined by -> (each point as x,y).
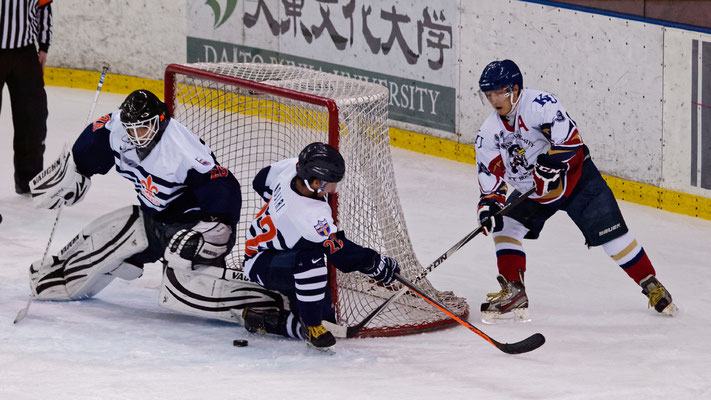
187,37 -> 455,132
187,0 -> 458,133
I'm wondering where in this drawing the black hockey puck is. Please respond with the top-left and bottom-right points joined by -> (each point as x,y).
233,339 -> 249,347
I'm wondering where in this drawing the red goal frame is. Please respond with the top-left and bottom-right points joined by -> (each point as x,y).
163,63 -> 467,338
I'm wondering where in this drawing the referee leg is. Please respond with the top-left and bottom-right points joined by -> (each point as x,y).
7,46 -> 47,193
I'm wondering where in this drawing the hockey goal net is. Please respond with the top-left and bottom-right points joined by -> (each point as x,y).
164,62 -> 469,337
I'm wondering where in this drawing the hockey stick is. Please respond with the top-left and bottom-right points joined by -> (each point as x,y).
329,186 -> 536,338
14,63 -> 110,324
394,273 -> 545,354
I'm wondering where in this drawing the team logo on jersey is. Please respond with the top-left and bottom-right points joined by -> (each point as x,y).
314,219 -> 331,237
195,157 -> 211,166
507,144 -> 532,173
533,93 -> 558,106
140,175 -> 161,206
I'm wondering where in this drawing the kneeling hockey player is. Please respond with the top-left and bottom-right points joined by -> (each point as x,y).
29,89 -> 242,308
241,142 -> 401,352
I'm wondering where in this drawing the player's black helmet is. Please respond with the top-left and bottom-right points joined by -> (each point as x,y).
119,89 -> 170,148
296,142 -> 345,183
478,60 -> 523,93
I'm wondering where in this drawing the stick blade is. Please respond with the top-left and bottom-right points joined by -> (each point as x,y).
322,320 -> 347,338
495,333 -> 546,354
13,309 -> 27,324
13,297 -> 32,324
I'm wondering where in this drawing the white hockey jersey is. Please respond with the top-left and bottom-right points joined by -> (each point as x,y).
476,88 -> 587,205
85,111 -> 214,211
243,158 -> 337,276
73,111 -> 241,224
105,111 -> 216,211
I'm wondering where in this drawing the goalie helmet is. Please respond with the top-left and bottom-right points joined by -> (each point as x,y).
119,89 -> 170,148
296,142 -> 345,183
478,59 -> 523,93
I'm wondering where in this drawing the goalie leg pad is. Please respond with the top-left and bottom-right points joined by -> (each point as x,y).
109,260 -> 144,281
158,265 -> 289,323
30,206 -> 149,300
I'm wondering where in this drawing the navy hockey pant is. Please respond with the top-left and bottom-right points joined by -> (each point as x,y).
506,158 -> 629,247
246,249 -> 335,327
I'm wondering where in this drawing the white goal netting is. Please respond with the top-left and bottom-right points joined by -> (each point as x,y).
165,62 -> 468,337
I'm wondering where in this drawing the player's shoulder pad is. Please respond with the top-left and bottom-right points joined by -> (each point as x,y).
478,114 -> 499,134
477,113 -> 502,145
164,120 -> 216,174
269,158 -> 298,181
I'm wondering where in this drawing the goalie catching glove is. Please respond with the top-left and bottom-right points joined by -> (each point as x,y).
31,145 -> 91,209
164,221 -> 233,270
362,254 -> 400,285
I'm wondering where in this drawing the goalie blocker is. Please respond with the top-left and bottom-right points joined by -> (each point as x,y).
30,145 -> 91,210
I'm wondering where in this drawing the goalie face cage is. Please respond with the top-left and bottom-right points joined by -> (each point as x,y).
164,63 -> 469,337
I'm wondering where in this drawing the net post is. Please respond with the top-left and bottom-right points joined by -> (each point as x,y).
164,64 -> 177,114
326,100 -> 342,326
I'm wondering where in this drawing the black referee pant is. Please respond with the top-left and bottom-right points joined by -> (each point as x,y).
0,45 -> 47,193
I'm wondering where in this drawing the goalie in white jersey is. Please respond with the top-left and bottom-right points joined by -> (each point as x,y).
474,60 -> 677,323
28,89 -> 242,309
241,142 -> 400,351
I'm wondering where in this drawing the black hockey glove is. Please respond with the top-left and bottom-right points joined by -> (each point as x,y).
533,154 -> 566,196
477,197 -> 503,236
363,254 -> 400,285
164,221 -> 233,270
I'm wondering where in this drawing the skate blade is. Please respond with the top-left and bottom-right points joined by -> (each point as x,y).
661,302 -> 679,317
306,342 -> 336,354
481,308 -> 531,324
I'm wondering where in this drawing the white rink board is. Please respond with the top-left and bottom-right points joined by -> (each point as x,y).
460,1 -> 664,184
49,0 -> 186,80
662,28 -> 711,196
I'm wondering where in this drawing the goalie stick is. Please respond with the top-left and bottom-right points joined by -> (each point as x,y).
394,273 -> 545,354
327,186 -> 536,338
14,63 -> 110,325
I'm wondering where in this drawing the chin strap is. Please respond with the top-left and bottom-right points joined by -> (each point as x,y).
303,178 -> 316,193
504,89 -> 522,122
302,178 -> 326,199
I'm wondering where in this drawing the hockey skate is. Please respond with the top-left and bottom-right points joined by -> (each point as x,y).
640,275 -> 678,316
306,324 -> 336,353
481,274 -> 530,324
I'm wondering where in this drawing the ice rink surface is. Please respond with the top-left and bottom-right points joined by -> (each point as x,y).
1,87 -> 710,399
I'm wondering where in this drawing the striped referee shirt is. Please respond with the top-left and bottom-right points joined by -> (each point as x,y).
0,0 -> 52,51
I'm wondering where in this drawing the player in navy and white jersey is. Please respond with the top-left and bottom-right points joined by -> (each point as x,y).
474,60 -> 677,323
29,89 -> 241,305
241,142 -> 400,351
